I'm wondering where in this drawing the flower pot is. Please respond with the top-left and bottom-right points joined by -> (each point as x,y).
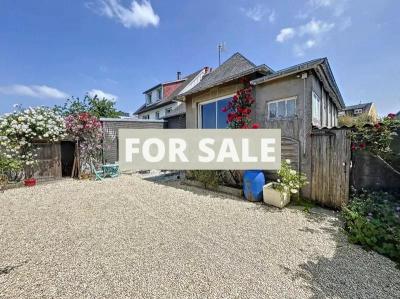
263,182 -> 290,208
24,178 -> 37,187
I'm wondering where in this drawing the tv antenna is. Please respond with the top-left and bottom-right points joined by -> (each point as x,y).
218,42 -> 226,66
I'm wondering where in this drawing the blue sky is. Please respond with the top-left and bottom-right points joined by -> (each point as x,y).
0,0 -> 399,116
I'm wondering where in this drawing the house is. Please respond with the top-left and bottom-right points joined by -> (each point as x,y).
179,52 -> 345,199
339,102 -> 377,122
396,111 -> 400,119
134,68 -> 210,121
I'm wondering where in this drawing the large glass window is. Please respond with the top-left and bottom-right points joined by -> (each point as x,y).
267,97 -> 297,120
199,97 -> 230,128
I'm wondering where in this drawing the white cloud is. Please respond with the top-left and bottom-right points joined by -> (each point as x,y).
294,40 -> 317,57
276,27 -> 296,43
299,19 -> 335,36
242,5 -> 276,23
268,10 -> 276,23
276,19 -> 335,56
88,0 -> 160,28
0,84 -> 69,99
308,0 -> 348,17
87,89 -> 118,101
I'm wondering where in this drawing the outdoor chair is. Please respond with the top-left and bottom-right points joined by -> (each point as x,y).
90,160 -> 105,181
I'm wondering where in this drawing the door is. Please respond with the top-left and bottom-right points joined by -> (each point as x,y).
310,129 -> 351,208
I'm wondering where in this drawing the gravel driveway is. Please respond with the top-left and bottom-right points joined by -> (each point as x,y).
1,175 -> 399,298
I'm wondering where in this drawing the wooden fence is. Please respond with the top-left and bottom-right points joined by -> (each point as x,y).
310,128 -> 351,209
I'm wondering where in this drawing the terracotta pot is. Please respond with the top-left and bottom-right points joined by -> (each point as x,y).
24,178 -> 37,187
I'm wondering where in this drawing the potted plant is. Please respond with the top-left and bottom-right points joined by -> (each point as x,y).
23,163 -> 37,187
263,159 -> 308,208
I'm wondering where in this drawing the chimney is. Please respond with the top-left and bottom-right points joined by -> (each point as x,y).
177,71 -> 181,80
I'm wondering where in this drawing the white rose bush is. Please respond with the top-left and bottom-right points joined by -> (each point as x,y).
0,107 -> 66,173
276,159 -> 308,196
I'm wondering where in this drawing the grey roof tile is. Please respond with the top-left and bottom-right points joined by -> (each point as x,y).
180,53 -> 272,96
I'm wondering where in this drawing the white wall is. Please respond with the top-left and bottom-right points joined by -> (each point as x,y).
138,102 -> 180,119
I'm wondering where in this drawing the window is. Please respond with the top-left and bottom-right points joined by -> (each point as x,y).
312,91 -> 321,125
165,108 -> 172,114
267,97 -> 297,120
146,94 -> 152,105
199,97 -> 230,128
157,89 -> 162,101
142,115 -> 150,120
155,112 -> 160,119
354,108 -> 363,115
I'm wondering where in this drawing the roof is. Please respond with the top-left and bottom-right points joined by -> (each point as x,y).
251,58 -> 345,109
134,69 -> 204,115
179,52 -> 273,97
343,102 -> 373,111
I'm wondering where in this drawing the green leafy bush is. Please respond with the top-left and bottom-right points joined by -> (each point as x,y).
342,191 -> 400,265
0,154 -> 23,186
276,159 -> 308,195
189,170 -> 223,189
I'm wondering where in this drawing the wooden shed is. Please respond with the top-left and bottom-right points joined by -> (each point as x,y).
29,140 -> 75,182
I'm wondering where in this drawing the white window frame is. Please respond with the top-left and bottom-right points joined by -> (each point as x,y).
354,108 -> 363,115
312,91 -> 321,126
267,96 -> 297,120
197,94 -> 235,129
155,111 -> 160,119
156,88 -> 162,101
146,93 -> 152,105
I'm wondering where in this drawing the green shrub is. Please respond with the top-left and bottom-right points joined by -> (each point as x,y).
342,191 -> 400,265
189,170 -> 223,189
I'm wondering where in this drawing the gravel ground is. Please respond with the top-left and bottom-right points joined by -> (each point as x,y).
1,175 -> 399,299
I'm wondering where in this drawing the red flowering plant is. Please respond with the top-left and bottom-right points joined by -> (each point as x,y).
219,79 -> 260,187
351,113 -> 400,162
65,112 -> 103,173
222,79 -> 260,129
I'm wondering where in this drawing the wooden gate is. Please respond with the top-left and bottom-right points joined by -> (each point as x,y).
30,142 -> 62,181
310,128 -> 351,208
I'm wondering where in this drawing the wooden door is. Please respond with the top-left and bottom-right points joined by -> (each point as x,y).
30,142 -> 62,181
310,129 -> 351,209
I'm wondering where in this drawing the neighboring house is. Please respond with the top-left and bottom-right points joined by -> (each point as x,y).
162,102 -> 187,129
338,102 -> 377,122
396,111 -> 400,119
134,68 -> 210,120
179,52 -> 345,199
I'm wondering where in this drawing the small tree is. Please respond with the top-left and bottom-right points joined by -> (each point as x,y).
57,94 -> 125,118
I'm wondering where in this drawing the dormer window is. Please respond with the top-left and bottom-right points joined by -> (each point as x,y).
354,108 -> 363,115
146,93 -> 152,105
157,88 -> 162,101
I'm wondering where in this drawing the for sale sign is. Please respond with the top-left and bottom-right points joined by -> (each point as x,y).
118,129 -> 281,170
